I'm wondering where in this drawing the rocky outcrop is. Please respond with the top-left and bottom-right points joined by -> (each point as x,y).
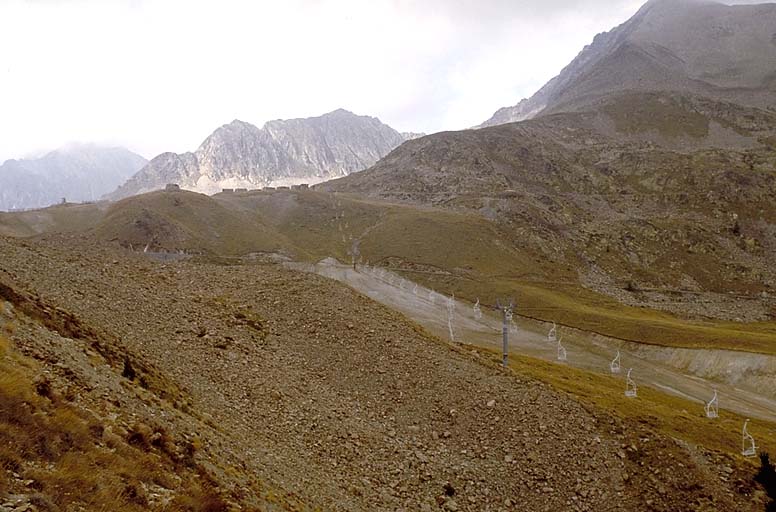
110,109 -> 414,198
323,0 -> 776,302
480,0 -> 776,127
115,152 -> 199,199
0,145 -> 147,211
322,106 -> 776,303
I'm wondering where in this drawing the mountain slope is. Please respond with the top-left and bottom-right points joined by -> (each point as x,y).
0,233 -> 768,511
481,0 -> 776,127
94,189 -> 298,257
321,110 -> 776,318
319,0 -> 776,314
111,109 -> 415,199
0,145 -> 147,211
4,184 -> 776,345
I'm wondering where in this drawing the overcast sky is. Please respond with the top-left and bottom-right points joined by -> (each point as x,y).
0,0 -> 769,162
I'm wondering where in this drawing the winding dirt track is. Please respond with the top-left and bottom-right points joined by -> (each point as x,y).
296,260 -> 776,424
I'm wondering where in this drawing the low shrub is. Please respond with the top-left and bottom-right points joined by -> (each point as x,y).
756,452 -> 776,512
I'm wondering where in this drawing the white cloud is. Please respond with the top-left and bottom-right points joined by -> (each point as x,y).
0,0 -> 764,161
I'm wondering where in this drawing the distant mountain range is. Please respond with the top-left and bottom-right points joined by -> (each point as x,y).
0,145 -> 147,211
110,109 -> 420,199
480,0 -> 776,127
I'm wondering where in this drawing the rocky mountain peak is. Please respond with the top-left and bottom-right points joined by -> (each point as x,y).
109,109 -> 415,199
323,107 -> 357,117
479,0 -> 776,127
0,145 -> 147,211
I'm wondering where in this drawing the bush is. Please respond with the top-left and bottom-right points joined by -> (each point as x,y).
126,423 -> 153,451
756,452 -> 776,512
122,358 -> 136,381
35,378 -> 55,401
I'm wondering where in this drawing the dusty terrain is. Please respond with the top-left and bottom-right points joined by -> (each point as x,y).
3,188 -> 776,356
321,108 -> 776,324
298,260 -> 776,423
0,234 -> 768,511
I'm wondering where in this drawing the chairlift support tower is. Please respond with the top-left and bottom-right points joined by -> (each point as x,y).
610,350 -> 621,374
705,389 -> 719,419
496,298 -> 515,367
473,298 -> 482,320
557,335 -> 567,361
447,294 -> 456,342
625,368 -> 637,398
742,419 -> 756,457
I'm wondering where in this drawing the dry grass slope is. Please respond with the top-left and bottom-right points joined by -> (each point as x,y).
0,333 -> 230,512
471,344 -> 776,458
94,190 -> 294,256
1,188 -> 774,355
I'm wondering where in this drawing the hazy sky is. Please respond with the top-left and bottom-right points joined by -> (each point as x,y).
0,0 -> 769,162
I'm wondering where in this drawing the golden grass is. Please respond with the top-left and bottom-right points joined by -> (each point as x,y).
0,333 -> 232,511
0,202 -> 108,238
397,267 -> 776,356
472,344 -> 776,461
503,281 -> 776,355
246,191 -> 776,356
3,188 -> 774,355
95,190 -> 292,256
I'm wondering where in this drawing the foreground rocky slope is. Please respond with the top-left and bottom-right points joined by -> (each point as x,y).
322,0 -> 776,319
0,234 -> 766,510
111,109 -> 414,199
0,305 -> 237,511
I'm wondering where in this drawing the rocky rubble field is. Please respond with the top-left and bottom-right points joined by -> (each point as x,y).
0,234 -> 766,511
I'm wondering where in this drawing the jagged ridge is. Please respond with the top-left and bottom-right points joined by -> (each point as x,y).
480,0 -> 776,127
0,145 -> 147,211
111,109 -> 418,199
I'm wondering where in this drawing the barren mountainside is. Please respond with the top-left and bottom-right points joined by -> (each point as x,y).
480,0 -> 776,127
110,109 -> 415,199
0,145 -> 147,211
3,0 -> 776,510
0,234 -> 769,511
322,105 -> 776,315
325,0 -> 776,312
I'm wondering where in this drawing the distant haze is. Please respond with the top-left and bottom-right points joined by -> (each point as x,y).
0,0 -> 770,162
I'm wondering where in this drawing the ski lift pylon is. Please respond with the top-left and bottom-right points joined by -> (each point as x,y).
624,368 -> 637,398
705,389 -> 719,419
548,321 -> 557,343
610,350 -> 621,374
557,335 -> 567,362
742,419 -> 756,457
447,294 -> 456,342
